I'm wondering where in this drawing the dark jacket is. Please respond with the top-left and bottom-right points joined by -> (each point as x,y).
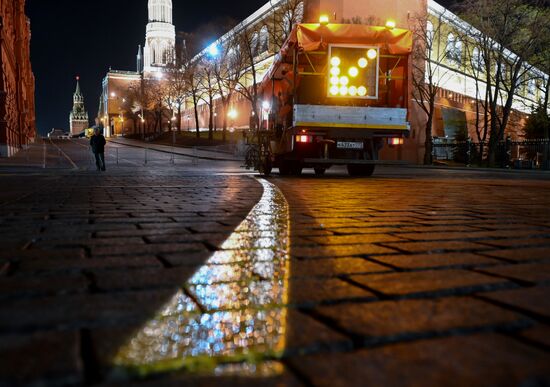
90,134 -> 106,153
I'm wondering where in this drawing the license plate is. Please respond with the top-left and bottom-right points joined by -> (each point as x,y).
337,141 -> 364,150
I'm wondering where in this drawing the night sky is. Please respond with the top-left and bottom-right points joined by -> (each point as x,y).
26,0 -> 456,135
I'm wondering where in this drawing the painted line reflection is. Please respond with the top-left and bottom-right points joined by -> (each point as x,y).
113,178 -> 290,375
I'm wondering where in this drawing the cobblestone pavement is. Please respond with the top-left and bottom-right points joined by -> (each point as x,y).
272,171 -> 550,387
1,140 -> 550,386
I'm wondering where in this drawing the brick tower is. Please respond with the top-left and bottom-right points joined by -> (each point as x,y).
69,76 -> 89,136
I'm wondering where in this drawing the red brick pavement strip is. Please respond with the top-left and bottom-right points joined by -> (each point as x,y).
273,176 -> 550,386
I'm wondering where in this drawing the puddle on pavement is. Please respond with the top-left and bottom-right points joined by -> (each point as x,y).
112,178 -> 290,377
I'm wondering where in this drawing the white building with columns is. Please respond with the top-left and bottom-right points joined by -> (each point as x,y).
100,0 -> 177,137
143,0 -> 176,73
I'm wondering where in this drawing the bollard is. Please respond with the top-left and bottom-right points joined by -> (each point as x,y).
193,147 -> 198,166
144,148 -> 148,165
466,137 -> 472,167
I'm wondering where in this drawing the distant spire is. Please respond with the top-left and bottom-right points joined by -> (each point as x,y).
74,76 -> 83,102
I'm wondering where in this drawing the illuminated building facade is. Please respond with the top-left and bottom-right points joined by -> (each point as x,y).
99,0 -> 177,137
0,0 -> 36,157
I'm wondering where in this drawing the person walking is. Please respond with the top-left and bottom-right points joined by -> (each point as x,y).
90,128 -> 106,171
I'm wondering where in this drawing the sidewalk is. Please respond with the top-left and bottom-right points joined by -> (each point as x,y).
108,137 -> 243,162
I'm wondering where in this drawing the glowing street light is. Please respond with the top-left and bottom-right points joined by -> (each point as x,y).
228,109 -> 238,119
262,100 -> 271,111
207,43 -> 220,58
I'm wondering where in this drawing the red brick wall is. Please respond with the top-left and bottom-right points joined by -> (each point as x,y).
0,0 -> 36,157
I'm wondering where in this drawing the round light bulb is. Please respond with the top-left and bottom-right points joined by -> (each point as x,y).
357,86 -> 367,96
330,57 -> 341,67
339,76 -> 349,86
358,58 -> 368,68
348,86 -> 358,96
329,86 -> 339,96
367,49 -> 377,60
348,67 -> 359,77
330,77 -> 340,85
330,67 -> 341,76
339,86 -> 348,96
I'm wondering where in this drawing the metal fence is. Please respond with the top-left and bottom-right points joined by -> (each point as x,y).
432,137 -> 550,169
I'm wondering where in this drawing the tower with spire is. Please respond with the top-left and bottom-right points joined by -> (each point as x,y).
143,0 -> 176,73
69,76 -> 89,136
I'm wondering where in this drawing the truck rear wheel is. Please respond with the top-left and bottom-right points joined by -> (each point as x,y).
347,164 -> 375,177
278,161 -> 292,175
314,167 -> 326,176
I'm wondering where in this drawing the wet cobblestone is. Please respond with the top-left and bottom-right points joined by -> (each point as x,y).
1,142 -> 550,386
273,174 -> 550,386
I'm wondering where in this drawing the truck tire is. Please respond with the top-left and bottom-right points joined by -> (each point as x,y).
347,164 -> 375,177
314,167 -> 326,176
291,163 -> 303,176
260,158 -> 272,176
278,161 -> 292,175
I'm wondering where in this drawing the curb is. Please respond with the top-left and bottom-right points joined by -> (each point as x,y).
108,139 -> 243,162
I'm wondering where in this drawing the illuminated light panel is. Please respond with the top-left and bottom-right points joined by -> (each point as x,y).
319,14 -> 330,25
339,86 -> 349,96
296,135 -> 313,143
386,20 -> 396,29
339,76 -> 349,86
330,57 -> 341,67
329,85 -> 339,95
348,86 -> 358,96
330,77 -> 340,85
389,137 -> 404,145
330,67 -> 341,76
358,58 -> 368,68
367,49 -> 378,60
348,67 -> 359,77
357,86 -> 367,96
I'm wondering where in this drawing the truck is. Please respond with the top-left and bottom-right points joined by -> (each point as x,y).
248,22 -> 412,176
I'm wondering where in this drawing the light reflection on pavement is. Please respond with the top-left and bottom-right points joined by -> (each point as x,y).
113,179 -> 290,376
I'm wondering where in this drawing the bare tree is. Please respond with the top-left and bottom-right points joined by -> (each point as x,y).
410,12 -> 456,164
212,43 -> 240,141
179,36 -> 203,138
459,0 -> 548,164
164,52 -> 187,132
457,31 -> 492,163
228,24 -> 265,131
197,57 -> 218,141
263,0 -> 304,52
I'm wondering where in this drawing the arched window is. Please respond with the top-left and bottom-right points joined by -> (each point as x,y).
472,47 -> 485,71
251,32 -> 259,56
426,21 -> 434,45
454,39 -> 462,64
260,26 -> 269,53
446,33 -> 462,65
283,11 -> 293,35
527,78 -> 536,97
